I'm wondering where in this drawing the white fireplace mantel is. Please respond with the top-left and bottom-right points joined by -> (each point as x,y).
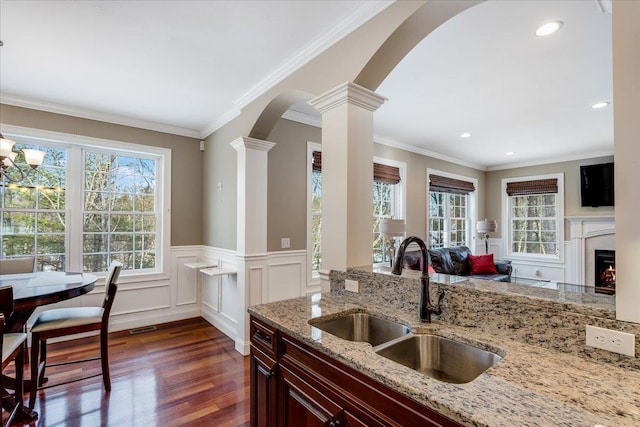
566,216 -> 615,285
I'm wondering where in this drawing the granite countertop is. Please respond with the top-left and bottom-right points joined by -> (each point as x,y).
249,291 -> 640,427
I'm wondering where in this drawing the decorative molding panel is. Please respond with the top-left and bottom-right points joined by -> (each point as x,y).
175,254 -> 199,306
567,216 -> 615,286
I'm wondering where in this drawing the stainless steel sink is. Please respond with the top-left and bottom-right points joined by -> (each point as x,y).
310,313 -> 411,347
374,334 -> 502,384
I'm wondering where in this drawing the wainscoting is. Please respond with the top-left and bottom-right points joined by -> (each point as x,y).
29,246 -> 313,355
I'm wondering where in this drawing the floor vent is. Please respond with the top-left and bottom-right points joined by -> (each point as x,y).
129,325 -> 157,335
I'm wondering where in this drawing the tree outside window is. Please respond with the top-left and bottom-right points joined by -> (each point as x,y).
503,174 -> 563,260
510,194 -> 558,256
1,134 -> 165,274
309,152 -> 403,271
428,192 -> 468,248
1,143 -> 66,271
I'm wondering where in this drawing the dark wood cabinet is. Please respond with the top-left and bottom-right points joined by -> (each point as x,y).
250,318 -> 278,427
280,364 -> 343,427
250,316 -> 463,427
250,347 -> 278,427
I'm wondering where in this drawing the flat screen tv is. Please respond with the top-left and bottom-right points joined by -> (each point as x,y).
580,162 -> 614,207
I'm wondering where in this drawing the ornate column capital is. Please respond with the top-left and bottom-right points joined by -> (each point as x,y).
309,81 -> 386,114
230,136 -> 276,152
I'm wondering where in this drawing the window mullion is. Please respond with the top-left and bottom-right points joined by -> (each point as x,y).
66,146 -> 84,272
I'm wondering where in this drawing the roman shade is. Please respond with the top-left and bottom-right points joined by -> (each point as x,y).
506,178 -> 558,196
428,174 -> 475,195
312,151 -> 401,184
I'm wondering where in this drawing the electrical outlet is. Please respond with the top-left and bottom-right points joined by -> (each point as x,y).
281,237 -> 290,249
586,325 -> 635,357
345,279 -> 359,293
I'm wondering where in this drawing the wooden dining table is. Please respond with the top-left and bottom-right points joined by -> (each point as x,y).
1,271 -> 98,421
1,271 -> 98,333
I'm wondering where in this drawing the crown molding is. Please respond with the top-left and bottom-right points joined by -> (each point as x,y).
208,1 -> 392,134
200,107 -> 241,139
281,109 -> 322,128
2,2 -> 392,140
485,149 -> 614,171
373,134 -> 486,171
280,107 -> 612,172
1,94 -> 202,139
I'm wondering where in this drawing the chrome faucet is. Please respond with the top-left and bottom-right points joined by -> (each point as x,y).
391,236 -> 444,323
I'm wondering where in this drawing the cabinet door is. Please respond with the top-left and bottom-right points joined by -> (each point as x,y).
344,411 -> 370,427
279,366 -> 343,427
251,348 -> 278,427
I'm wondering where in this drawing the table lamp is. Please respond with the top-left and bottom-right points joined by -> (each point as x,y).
379,218 -> 406,268
476,219 -> 497,254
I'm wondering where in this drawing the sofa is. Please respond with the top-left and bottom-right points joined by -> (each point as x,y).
404,245 -> 512,282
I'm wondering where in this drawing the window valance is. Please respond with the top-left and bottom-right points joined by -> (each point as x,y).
429,174 -> 475,195
506,178 -> 558,196
312,151 -> 401,184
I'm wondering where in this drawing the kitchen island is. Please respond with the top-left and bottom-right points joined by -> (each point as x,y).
248,269 -> 640,427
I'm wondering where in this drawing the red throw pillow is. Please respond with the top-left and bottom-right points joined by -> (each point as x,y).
469,254 -> 498,275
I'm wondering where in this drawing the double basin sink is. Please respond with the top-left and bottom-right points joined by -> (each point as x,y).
309,312 -> 502,384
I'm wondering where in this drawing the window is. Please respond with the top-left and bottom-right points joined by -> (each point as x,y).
1,143 -> 67,271
0,128 -> 170,276
427,172 -> 476,249
372,162 -> 402,263
310,151 -> 322,271
503,174 -> 563,260
83,152 -> 158,272
307,146 -> 404,272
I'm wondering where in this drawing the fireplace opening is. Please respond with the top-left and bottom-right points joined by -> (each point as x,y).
594,249 -> 615,295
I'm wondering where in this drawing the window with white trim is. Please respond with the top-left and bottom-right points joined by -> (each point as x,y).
503,174 -> 563,260
0,130 -> 170,275
307,148 -> 405,272
427,172 -> 476,248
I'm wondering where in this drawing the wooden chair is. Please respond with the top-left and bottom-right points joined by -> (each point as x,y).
1,286 -> 27,427
0,257 -> 35,275
28,261 -> 122,410
0,257 -> 35,364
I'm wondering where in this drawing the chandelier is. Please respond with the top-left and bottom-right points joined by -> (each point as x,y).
0,133 -> 46,183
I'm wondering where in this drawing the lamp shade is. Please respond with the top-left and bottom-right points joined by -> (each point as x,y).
476,219 -> 497,234
22,148 -> 46,167
0,136 -> 15,157
379,219 -> 406,237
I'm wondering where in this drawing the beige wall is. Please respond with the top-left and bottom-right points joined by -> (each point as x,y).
201,1 -> 425,250
266,119 -> 321,251
373,144 -> 485,239
485,156 -> 615,239
0,104 -> 203,246
264,118 -> 485,252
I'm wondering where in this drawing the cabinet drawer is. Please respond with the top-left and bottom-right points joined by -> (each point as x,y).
250,317 -> 277,357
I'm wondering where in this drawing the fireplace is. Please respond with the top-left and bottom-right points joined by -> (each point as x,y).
594,249 -> 615,295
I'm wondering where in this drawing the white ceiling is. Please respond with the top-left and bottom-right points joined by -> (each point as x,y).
0,0 -> 388,137
0,1 -> 613,171
375,0 -> 614,170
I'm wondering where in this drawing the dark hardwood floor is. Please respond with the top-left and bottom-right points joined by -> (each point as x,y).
3,318 -> 250,427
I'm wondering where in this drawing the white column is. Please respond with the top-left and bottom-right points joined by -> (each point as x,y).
310,82 -> 386,290
231,136 -> 275,354
613,1 -> 640,323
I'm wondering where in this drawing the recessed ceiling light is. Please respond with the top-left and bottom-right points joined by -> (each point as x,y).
460,132 -> 471,138
535,21 -> 563,37
591,101 -> 610,109
506,151 -> 515,156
